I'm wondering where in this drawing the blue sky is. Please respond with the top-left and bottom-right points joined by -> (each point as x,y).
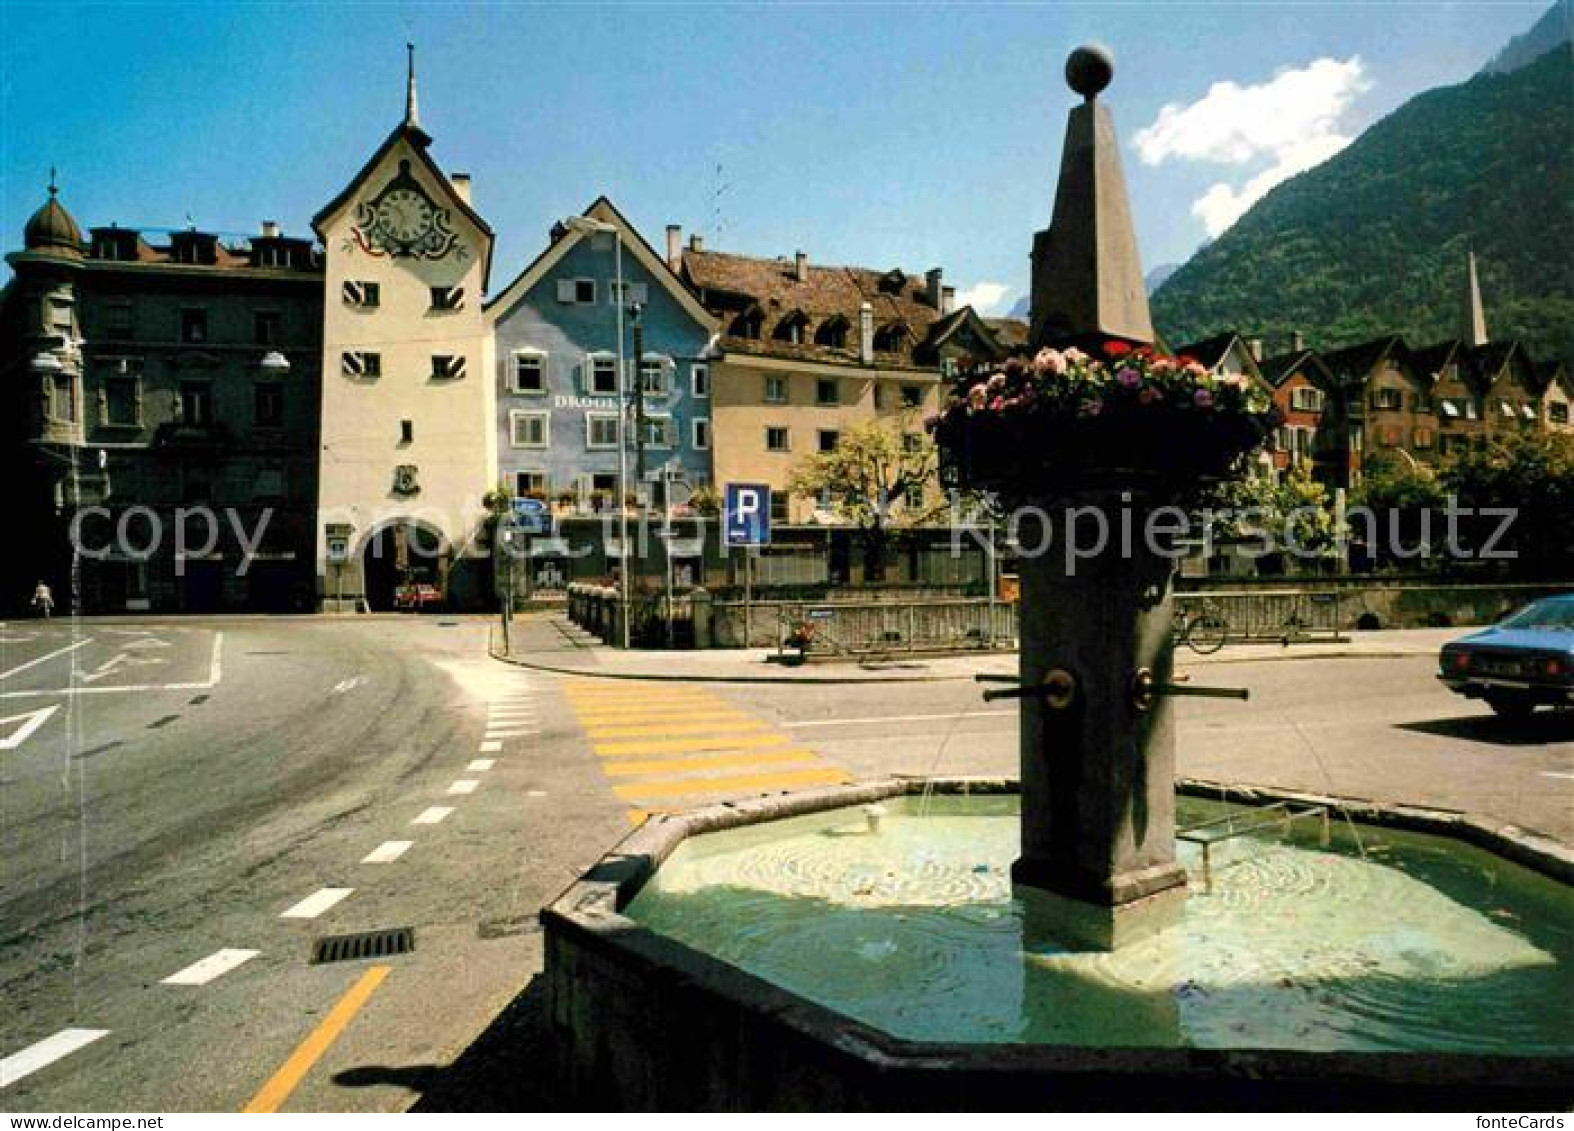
0,1 -> 1549,315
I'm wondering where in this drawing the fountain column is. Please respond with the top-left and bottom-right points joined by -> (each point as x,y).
1010,46 -> 1187,935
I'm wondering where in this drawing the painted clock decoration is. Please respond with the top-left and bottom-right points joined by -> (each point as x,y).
352,159 -> 461,260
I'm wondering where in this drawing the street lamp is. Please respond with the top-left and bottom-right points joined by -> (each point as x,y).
259,350 -> 291,375
560,214 -> 632,649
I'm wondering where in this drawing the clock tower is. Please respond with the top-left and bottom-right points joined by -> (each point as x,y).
312,46 -> 496,611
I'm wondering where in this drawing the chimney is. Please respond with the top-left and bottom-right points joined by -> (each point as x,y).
1246,337 -> 1263,362
689,234 -> 704,253
942,285 -> 956,315
926,267 -> 944,311
449,173 -> 472,205
1292,330 -> 1305,352
859,302 -> 875,364
260,220 -> 280,239
794,250 -> 808,283
666,225 -> 682,270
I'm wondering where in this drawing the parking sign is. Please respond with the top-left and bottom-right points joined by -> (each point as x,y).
724,483 -> 771,547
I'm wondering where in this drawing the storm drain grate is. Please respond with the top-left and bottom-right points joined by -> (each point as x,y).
310,927 -> 415,965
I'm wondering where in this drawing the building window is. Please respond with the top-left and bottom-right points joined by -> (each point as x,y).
180,308 -> 208,344
591,472 -> 618,495
900,384 -> 923,408
766,426 -> 790,452
557,278 -> 597,305
430,285 -> 465,312
818,429 -> 840,453
253,311 -> 281,346
774,313 -> 807,344
874,323 -> 907,352
515,470 -> 548,498
431,354 -> 467,380
816,379 -> 839,406
905,483 -> 924,510
815,318 -> 848,349
610,281 -> 649,305
400,419 -> 414,444
691,363 -> 710,398
342,351 -> 381,378
179,382 -> 212,425
255,383 -> 284,427
731,309 -> 764,339
48,375 -> 76,422
1551,402 -> 1570,425
902,433 -> 923,454
510,411 -> 549,448
764,375 -> 787,403
513,352 -> 546,393
589,356 -> 618,395
104,304 -> 133,339
640,415 -> 675,449
254,463 -> 286,500
693,418 -> 711,450
342,280 -> 381,308
770,493 -> 790,523
1371,387 -> 1403,411
105,376 -> 140,426
586,413 -> 620,449
639,358 -> 669,396
1291,386 -> 1324,413
1413,428 -> 1434,450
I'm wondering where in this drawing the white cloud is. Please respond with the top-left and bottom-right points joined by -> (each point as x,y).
954,281 -> 1010,315
1134,57 -> 1369,237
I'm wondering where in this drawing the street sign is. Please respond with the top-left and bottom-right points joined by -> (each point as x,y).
724,483 -> 771,547
326,537 -> 349,563
509,497 -> 552,536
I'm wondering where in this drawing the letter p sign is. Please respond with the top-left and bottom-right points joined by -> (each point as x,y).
725,483 -> 772,547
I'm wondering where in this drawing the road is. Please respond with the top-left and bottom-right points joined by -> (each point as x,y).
1,618 -> 1569,1111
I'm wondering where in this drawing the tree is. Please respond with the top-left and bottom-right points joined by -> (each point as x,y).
1201,464 -> 1337,569
1439,430 -> 1574,577
787,414 -> 940,581
1349,452 -> 1448,569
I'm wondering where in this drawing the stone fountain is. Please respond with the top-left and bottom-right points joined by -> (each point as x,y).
539,47 -> 1574,1110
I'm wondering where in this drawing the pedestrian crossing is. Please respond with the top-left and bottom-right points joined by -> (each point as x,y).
560,681 -> 850,822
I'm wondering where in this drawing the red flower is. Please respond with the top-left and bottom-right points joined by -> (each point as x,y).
1105,341 -> 1133,358
1177,355 -> 1200,367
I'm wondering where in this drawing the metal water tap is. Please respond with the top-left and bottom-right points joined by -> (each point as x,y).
976,670 -> 1077,709
1130,667 -> 1249,712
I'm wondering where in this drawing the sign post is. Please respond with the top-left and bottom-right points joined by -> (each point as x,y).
724,483 -> 771,648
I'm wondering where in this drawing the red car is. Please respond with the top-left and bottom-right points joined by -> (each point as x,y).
393,582 -> 443,612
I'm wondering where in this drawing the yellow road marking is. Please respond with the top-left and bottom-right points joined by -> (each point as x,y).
626,809 -> 650,826
242,965 -> 391,1113
613,767 -> 850,801
564,687 -> 714,700
593,732 -> 792,757
602,749 -> 822,777
583,719 -> 771,739
571,707 -> 742,722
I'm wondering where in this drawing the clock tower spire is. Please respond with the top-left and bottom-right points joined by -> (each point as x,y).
404,42 -> 421,132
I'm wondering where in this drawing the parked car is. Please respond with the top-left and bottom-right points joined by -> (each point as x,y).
393,582 -> 443,612
1438,595 -> 1574,719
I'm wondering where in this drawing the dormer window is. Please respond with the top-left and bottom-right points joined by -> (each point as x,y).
91,228 -> 139,261
873,322 -> 909,352
877,269 -> 907,294
774,311 -> 809,345
170,232 -> 217,266
731,307 -> 764,339
815,315 -> 849,349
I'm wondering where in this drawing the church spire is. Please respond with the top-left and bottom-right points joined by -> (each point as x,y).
404,42 -> 420,130
1463,245 -> 1488,347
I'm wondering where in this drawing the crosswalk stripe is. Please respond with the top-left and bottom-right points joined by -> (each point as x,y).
593,732 -> 792,757
602,749 -> 823,777
161,948 -> 259,986
583,719 -> 771,739
613,766 -> 850,802
1,1029 -> 110,1088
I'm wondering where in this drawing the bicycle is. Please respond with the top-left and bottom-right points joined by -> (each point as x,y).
1175,601 -> 1229,654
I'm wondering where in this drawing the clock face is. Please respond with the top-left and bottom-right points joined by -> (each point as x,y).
352,159 -> 461,261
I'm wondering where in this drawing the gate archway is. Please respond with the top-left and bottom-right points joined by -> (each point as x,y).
361,518 -> 448,611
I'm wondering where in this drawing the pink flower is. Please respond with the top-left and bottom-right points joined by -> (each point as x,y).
986,372 -> 1008,393
1194,388 -> 1215,409
1117,367 -> 1141,389
988,396 -> 1005,411
1032,348 -> 1067,376
1064,347 -> 1088,365
1184,361 -> 1209,379
967,385 -> 986,410
1150,358 -> 1176,376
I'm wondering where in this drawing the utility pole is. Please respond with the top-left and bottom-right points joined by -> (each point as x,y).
630,304 -> 647,491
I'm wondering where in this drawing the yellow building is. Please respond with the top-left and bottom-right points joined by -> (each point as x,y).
313,50 -> 496,610
675,238 -> 1006,523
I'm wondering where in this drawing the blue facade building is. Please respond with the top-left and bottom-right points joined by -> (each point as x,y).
486,198 -> 717,526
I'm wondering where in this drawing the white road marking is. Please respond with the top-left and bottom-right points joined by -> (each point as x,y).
0,631 -> 224,699
279,887 -> 353,920
332,676 -> 369,695
0,639 -> 93,682
781,710 -> 1017,729
1541,771 -> 1574,781
207,632 -> 224,685
447,779 -> 479,795
526,790 -> 547,798
467,759 -> 495,772
0,633 -> 39,644
479,740 -> 502,753
0,705 -> 60,750
82,653 -> 165,683
161,948 -> 259,986
484,730 -> 537,740
123,637 -> 170,650
362,840 -> 414,863
1,1028 -> 110,1087
488,706 -> 535,716
412,806 -> 454,825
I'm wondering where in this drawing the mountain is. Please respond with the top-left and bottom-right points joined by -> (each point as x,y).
1151,46 -> 1574,365
1145,263 -> 1180,294
1007,295 -> 1030,319
1481,0 -> 1571,75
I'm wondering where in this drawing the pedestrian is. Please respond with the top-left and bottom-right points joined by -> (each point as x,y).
31,580 -> 54,619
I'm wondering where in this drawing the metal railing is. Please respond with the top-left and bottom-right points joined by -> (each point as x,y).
1174,589 -> 1347,646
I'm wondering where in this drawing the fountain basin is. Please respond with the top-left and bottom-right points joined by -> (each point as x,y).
542,779 -> 1573,1110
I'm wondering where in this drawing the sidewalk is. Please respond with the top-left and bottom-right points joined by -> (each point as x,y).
491,612 -> 1455,683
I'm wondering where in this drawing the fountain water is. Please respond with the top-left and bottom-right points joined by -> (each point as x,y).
540,47 -> 1574,1109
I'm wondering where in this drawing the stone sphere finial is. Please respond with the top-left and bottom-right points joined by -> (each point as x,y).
1066,44 -> 1114,101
